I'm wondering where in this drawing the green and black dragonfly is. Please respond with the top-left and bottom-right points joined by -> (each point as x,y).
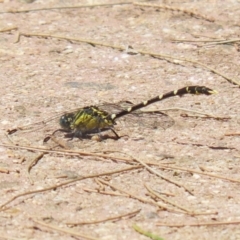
57,85 -> 217,139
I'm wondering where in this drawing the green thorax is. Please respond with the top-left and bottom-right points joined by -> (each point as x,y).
59,106 -> 115,134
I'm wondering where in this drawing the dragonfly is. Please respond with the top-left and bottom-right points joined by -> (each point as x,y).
57,85 -> 217,139
8,85 -> 216,144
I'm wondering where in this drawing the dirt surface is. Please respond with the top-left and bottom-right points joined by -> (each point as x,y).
1,0 -> 240,239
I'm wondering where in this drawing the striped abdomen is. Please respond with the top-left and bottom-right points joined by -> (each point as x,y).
110,86 -> 217,120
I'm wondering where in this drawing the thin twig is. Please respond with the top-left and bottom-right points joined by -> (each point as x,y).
156,164 -> 240,184
176,141 -> 236,151
225,132 -> 240,136
0,27 -> 18,32
191,33 -> 223,39
49,135 -> 70,149
144,184 -> 192,213
171,38 -> 227,43
0,168 -> 9,174
1,143 -> 240,184
27,152 -> 46,184
82,188 -> 128,197
0,143 -> 134,162
134,2 -> 215,22
98,179 -> 186,214
0,2 -> 132,14
147,107 -> 228,120
205,38 -> 240,46
31,219 -> 99,240
15,32 -> 240,86
0,165 -> 141,210
131,156 -> 193,195
66,208 -> 141,225
95,178 -> 105,191
157,220 -> 240,227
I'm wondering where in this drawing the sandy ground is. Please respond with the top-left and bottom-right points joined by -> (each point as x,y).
0,0 -> 240,239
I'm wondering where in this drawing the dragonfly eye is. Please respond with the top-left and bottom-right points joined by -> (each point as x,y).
59,114 -> 74,130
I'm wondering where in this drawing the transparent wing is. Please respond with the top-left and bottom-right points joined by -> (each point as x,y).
99,101 -> 175,130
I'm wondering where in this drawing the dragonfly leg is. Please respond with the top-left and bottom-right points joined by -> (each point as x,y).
95,128 -> 120,141
109,128 -> 120,139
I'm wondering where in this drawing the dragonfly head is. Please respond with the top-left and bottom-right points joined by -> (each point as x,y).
59,113 -> 75,130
